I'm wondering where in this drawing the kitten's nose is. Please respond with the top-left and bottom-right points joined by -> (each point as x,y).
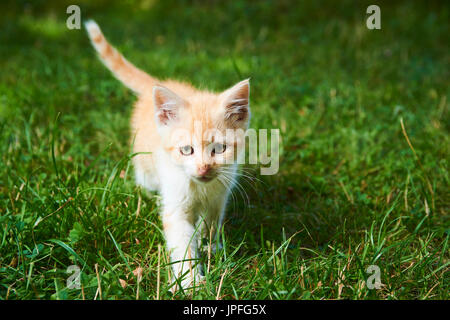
197,165 -> 211,177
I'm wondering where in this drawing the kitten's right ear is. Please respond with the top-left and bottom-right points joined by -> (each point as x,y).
153,86 -> 186,125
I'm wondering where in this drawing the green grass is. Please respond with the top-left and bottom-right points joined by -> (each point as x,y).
0,0 -> 448,300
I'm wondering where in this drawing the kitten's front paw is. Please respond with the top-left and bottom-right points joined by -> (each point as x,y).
201,240 -> 223,254
171,273 -> 205,293
210,242 -> 223,254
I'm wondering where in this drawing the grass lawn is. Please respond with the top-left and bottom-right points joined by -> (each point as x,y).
0,0 -> 448,299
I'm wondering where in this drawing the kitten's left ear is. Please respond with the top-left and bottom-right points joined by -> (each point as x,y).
220,79 -> 250,127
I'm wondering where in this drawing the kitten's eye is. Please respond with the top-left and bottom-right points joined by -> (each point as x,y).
180,145 -> 194,156
212,143 -> 226,155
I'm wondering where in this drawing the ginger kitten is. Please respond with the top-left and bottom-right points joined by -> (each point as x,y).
85,21 -> 250,290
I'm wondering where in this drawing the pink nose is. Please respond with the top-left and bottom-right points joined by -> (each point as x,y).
197,165 -> 211,176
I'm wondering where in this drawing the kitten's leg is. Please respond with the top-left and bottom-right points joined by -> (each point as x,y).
162,208 -> 203,290
202,195 -> 228,254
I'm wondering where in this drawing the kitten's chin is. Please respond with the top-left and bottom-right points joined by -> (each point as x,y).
192,176 -> 215,184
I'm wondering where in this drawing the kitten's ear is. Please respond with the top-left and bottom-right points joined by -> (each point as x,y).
153,85 -> 187,125
220,79 -> 250,127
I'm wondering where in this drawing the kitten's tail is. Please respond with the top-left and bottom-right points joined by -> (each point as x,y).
85,20 -> 155,95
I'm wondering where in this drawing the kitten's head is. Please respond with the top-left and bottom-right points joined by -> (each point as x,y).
153,79 -> 250,183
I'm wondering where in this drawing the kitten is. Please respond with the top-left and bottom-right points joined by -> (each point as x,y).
85,20 -> 250,289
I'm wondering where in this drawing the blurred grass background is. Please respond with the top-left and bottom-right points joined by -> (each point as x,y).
0,0 -> 448,299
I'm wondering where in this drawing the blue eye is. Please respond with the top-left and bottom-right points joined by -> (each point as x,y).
212,143 -> 226,155
180,145 -> 194,156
